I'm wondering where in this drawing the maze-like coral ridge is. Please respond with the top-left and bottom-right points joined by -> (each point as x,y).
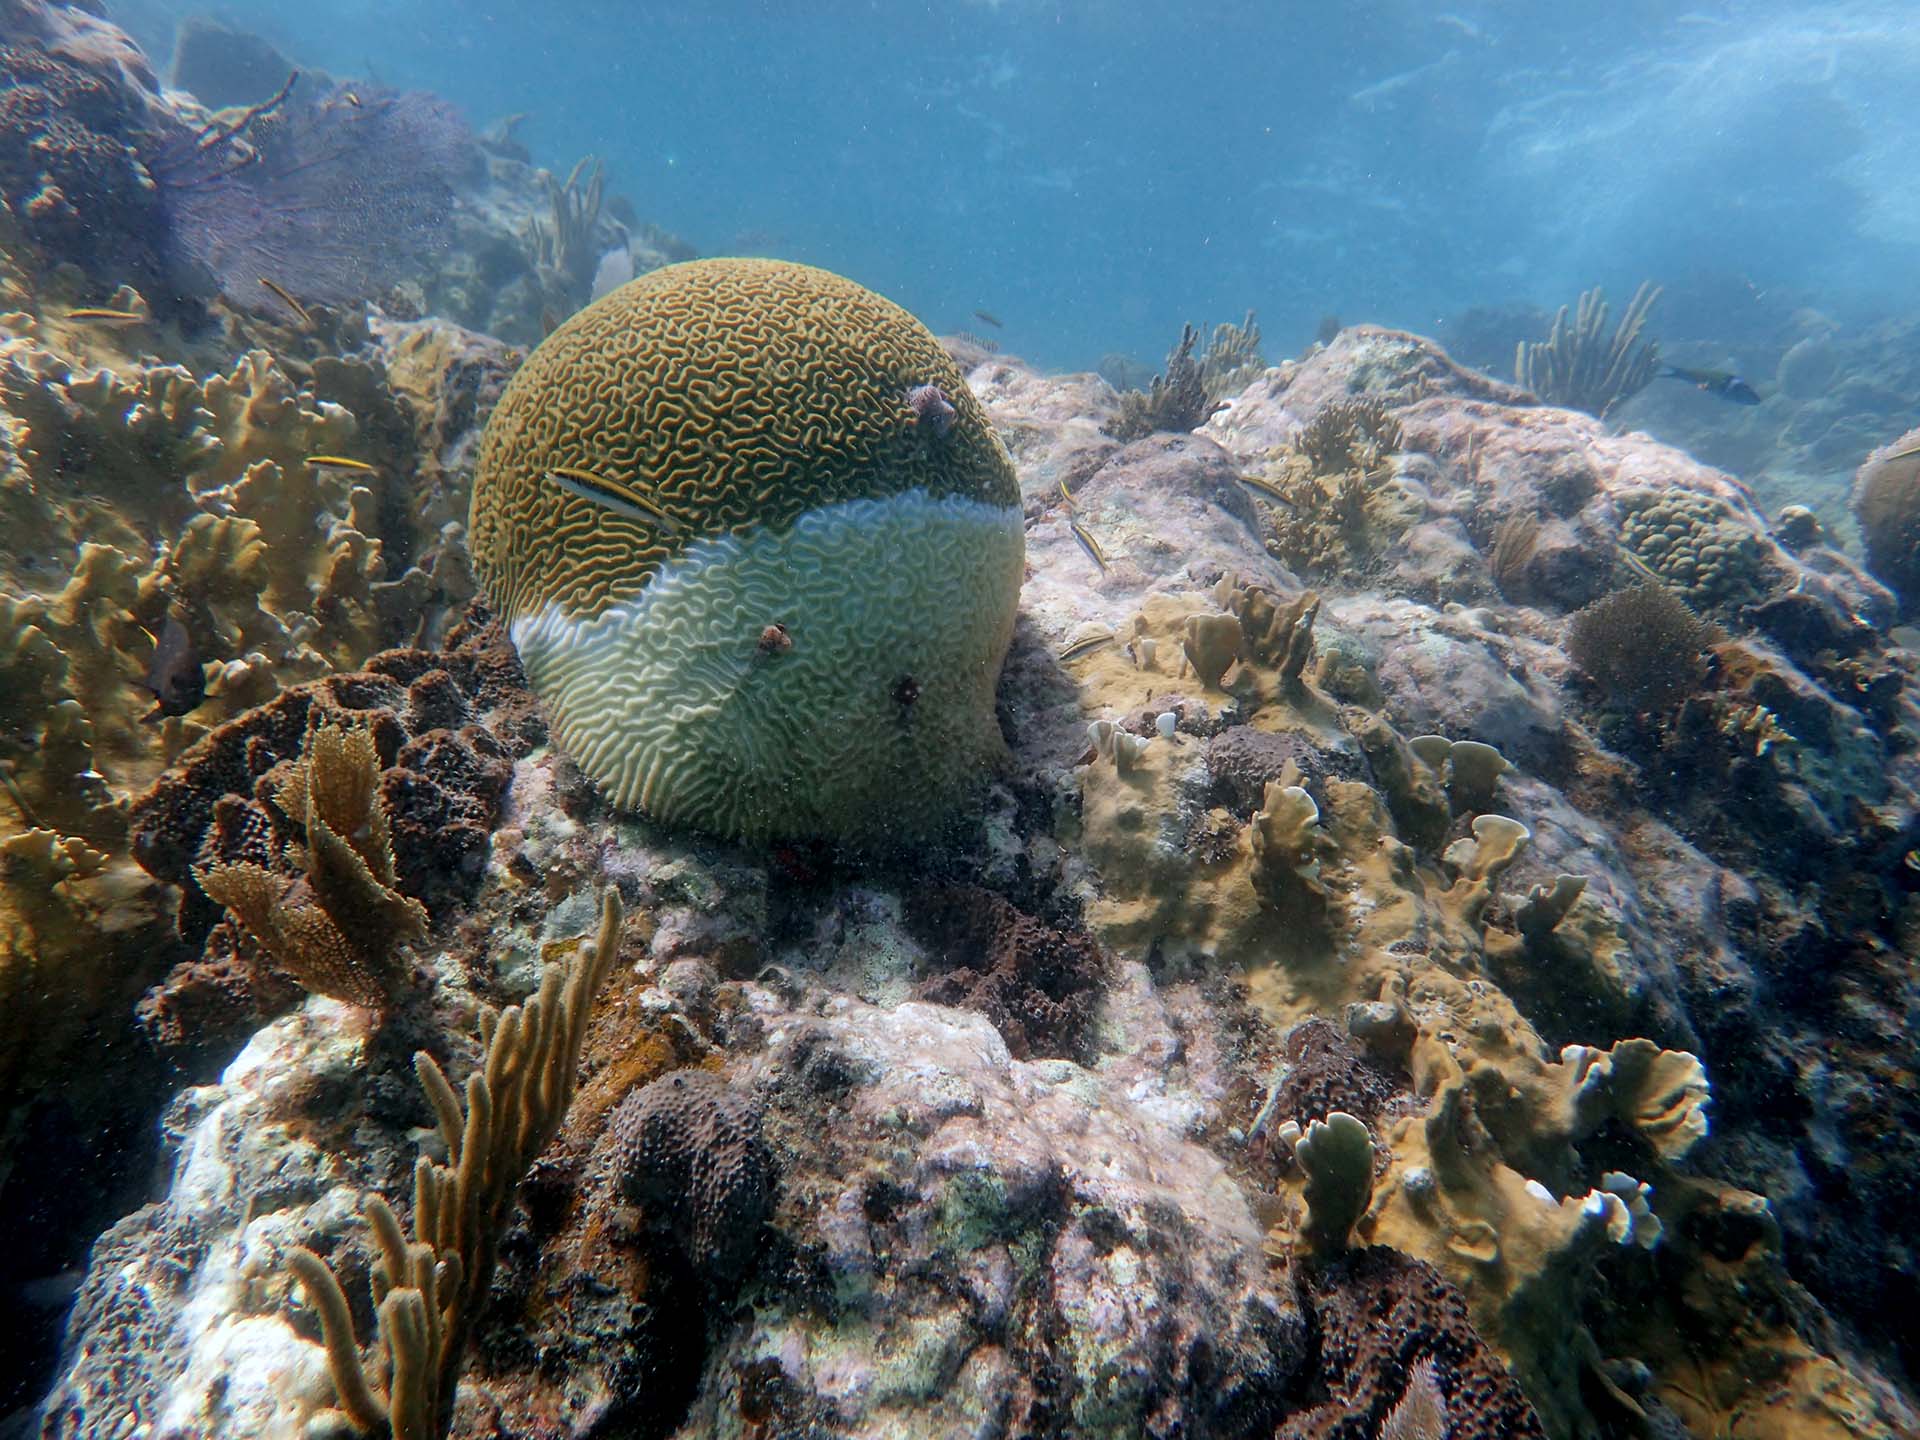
469,257 -> 1020,623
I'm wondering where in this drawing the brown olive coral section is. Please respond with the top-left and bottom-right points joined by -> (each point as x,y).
468,258 -> 1019,625
1278,1246 -> 1547,1440
128,609 -> 536,1050
907,884 -> 1110,1063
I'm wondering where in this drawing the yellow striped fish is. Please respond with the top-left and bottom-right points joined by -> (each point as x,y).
547,466 -> 682,534
1614,545 -> 1665,587
260,277 -> 313,327
1235,470 -> 1298,508
1057,629 -> 1115,661
1069,518 -> 1108,574
65,307 -> 147,326
306,454 -> 378,474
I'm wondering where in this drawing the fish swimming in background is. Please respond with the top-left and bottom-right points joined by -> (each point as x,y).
64,307 -> 148,326
1070,518 -> 1109,573
138,615 -> 205,719
972,309 -> 1004,329
546,465 -> 682,533
259,276 -> 313,327
1661,365 -> 1761,405
1235,470 -> 1298,509
306,454 -> 378,474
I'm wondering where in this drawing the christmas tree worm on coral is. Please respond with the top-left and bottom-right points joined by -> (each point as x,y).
289,887 -> 624,1440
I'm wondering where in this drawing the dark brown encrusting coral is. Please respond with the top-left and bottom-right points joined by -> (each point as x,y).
907,884 -> 1109,1063
128,607 -> 537,1052
1278,1246 -> 1547,1440
604,1068 -> 774,1292
1564,581 -> 1715,716
1269,1019 -> 1406,1131
0,41 -> 165,285
1206,726 -> 1354,817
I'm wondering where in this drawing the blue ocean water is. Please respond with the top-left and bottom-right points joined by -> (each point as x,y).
114,0 -> 1920,368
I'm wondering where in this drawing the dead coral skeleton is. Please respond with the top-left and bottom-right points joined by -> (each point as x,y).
289,888 -> 623,1440
1515,282 -> 1661,419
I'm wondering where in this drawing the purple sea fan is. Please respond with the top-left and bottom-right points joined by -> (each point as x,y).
905,382 -> 956,438
158,79 -> 480,316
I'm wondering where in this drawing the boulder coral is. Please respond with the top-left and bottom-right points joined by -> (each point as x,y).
1852,424 -> 1920,612
469,258 -> 1025,843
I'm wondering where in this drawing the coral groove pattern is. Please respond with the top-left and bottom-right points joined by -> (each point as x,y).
470,258 -> 1025,840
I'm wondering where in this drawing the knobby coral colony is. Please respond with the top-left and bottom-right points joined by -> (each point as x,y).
469,257 -> 1025,845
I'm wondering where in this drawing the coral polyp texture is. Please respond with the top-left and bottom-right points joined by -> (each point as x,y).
469,257 -> 1024,842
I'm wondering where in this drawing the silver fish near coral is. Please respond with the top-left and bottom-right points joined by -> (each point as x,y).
906,383 -> 956,438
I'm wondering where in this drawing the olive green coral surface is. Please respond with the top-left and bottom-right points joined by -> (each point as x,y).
469,257 -> 1019,620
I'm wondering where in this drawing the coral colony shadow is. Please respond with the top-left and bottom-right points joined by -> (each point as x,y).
5,4 -> 1920,1440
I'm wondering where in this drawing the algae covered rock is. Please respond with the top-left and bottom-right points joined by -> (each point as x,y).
469,257 -> 1025,844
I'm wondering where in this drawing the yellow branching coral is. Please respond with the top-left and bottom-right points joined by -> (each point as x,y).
196,720 -> 427,1010
290,889 -> 623,1440
1253,399 -> 1412,581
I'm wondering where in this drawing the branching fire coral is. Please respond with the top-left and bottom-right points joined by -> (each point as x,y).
1199,309 -> 1265,402
1253,398 -> 1409,580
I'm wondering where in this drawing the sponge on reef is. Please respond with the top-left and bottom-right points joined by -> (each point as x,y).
469,258 -> 1025,843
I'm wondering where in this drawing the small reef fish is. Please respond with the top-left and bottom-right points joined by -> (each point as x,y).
1661,365 -> 1761,405
1235,470 -> 1298,508
0,762 -> 38,826
546,465 -> 682,533
971,309 -> 1004,329
138,616 -> 205,719
1056,629 -> 1115,661
1069,518 -> 1109,573
1881,440 -> 1920,463
1059,478 -> 1076,509
64,307 -> 147,326
259,277 -> 313,327
306,454 -> 378,474
1614,545 -> 1666,587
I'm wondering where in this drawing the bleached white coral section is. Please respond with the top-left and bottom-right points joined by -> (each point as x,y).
511,489 -> 1024,841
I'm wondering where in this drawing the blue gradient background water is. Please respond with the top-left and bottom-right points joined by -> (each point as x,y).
113,0 -> 1920,368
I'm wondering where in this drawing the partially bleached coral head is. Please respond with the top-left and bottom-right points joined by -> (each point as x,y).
469,258 -> 1024,843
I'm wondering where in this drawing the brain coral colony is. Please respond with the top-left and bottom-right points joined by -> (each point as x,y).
469,257 -> 1025,843
12,6 -> 1920,1440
